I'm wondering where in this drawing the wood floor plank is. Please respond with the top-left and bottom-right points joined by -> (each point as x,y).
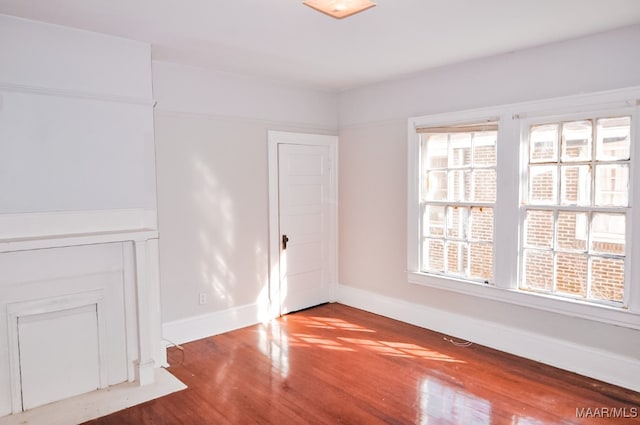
84,303 -> 640,424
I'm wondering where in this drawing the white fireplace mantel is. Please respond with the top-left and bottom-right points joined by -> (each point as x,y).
0,228 -> 158,254
0,209 -> 163,414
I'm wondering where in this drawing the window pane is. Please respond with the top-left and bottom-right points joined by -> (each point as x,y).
560,165 -> 591,206
556,211 -> 587,252
469,243 -> 493,282
423,205 -> 445,237
529,165 -> 557,204
473,132 -> 497,166
449,133 -> 471,168
446,207 -> 468,239
472,169 -> 496,202
561,120 -> 592,162
470,207 -> 493,242
594,164 -> 629,207
591,213 -> 625,255
446,241 -> 468,275
530,124 -> 558,163
449,170 -> 471,202
426,170 -> 447,201
524,210 -> 553,249
590,257 -> 624,302
423,134 -> 448,169
523,249 -> 553,291
555,253 -> 587,297
596,117 -> 630,161
422,239 -> 444,272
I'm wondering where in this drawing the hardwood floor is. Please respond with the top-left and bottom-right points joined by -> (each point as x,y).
85,303 -> 640,424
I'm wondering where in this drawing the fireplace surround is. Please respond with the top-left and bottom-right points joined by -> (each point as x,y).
0,209 -> 163,415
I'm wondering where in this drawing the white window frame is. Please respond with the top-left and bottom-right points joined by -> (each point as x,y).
518,109 -> 632,307
407,87 -> 640,330
418,125 -> 497,283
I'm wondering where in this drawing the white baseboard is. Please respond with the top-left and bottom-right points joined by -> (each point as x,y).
336,284 -> 640,393
162,302 -> 262,348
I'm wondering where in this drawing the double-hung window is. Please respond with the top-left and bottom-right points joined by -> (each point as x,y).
418,123 -> 497,283
408,90 -> 640,326
521,115 -> 631,305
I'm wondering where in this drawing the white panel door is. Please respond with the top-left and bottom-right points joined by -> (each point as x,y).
278,143 -> 331,314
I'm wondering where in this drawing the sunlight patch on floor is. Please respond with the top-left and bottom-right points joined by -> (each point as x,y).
299,316 -> 376,332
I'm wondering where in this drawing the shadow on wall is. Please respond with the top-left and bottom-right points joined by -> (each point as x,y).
192,154 -> 272,316
256,242 -> 272,322
193,156 -> 236,308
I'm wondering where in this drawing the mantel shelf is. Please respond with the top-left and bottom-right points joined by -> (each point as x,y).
0,228 -> 159,253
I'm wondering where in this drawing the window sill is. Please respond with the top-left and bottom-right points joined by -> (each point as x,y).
408,271 -> 640,330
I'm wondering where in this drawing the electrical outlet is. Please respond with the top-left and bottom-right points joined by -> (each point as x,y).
199,293 -> 208,305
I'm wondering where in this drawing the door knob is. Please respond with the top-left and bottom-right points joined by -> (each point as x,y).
282,234 -> 289,250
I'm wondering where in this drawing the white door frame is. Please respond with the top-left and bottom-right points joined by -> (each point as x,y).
267,131 -> 338,317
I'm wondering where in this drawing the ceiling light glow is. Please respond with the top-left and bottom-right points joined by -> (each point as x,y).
302,0 -> 376,19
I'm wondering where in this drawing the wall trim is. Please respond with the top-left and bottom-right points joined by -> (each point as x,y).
162,303 -> 262,348
0,82 -> 153,106
0,209 -> 158,240
337,117 -> 408,131
154,109 -> 338,134
336,284 -> 640,393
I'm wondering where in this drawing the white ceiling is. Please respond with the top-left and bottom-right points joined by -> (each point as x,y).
2,0 -> 640,91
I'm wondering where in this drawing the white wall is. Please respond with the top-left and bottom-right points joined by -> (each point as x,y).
339,25 -> 640,126
337,24 -> 640,389
0,15 -> 156,214
153,61 -> 337,332
0,15 -> 151,100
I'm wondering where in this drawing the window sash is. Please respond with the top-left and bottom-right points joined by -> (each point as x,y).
418,127 -> 497,283
520,114 -> 632,306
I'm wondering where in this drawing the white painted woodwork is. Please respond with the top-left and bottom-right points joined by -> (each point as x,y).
278,143 -> 331,313
0,227 -> 162,416
0,209 -> 157,240
162,302 -> 263,347
0,244 -> 119,415
18,305 -> 101,410
268,131 -> 338,317
133,239 -> 156,385
6,290 -> 110,413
